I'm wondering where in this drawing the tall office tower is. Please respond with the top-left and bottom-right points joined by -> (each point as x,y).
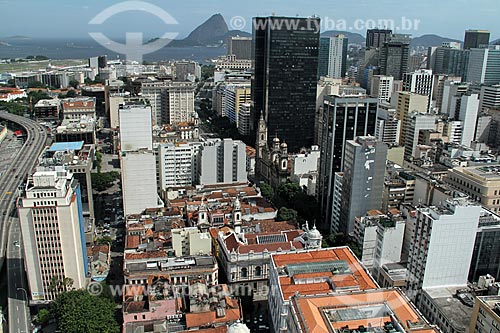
375,102 -> 401,145
378,34 -> 411,80
223,83 -> 251,127
403,69 -> 435,101
427,45 -> 469,79
317,35 -> 348,79
466,47 -> 500,85
370,75 -> 394,102
432,75 -> 462,113
406,197 -> 481,301
404,112 -> 436,160
197,138 -> 247,186
314,77 -> 342,145
366,29 -> 392,48
330,172 -> 343,234
449,93 -> 480,147
97,55 -> 107,68
252,16 -> 320,152
228,36 -> 252,60
395,91 -> 429,144
317,95 -> 378,230
18,168 -> 88,302
339,136 -> 387,235
480,84 -> 500,111
469,209 -> 500,282
140,80 -> 195,126
464,29 -> 491,50
119,103 -> 161,215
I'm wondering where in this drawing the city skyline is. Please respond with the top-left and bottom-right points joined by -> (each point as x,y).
0,0 -> 499,40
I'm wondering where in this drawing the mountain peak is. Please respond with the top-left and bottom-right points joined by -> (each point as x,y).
184,13 -> 229,44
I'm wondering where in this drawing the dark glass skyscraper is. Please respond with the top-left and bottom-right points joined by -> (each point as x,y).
464,30 -> 490,50
317,95 -> 378,231
366,29 -> 392,48
378,34 -> 411,80
252,16 -> 320,153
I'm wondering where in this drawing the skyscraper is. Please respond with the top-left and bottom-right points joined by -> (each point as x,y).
228,36 -> 252,60
119,103 -> 162,215
339,136 -> 387,235
366,29 -> 392,48
318,95 -> 378,230
466,47 -> 500,85
378,34 -> 411,80
18,168 -> 88,302
318,35 -> 348,79
464,29 -> 490,50
252,16 -> 320,152
427,45 -> 469,79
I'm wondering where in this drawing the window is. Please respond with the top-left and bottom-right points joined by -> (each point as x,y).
241,267 -> 248,278
255,266 -> 262,277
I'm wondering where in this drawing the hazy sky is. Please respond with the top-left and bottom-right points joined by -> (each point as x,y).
1,0 -> 498,40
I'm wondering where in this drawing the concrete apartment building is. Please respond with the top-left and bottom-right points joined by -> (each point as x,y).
197,138 -> 247,186
403,69 -> 435,104
406,197 -> 482,301
223,83 -> 251,127
370,75 -> 395,103
18,168 -> 88,302
446,165 -> 500,213
140,80 -> 195,126
339,136 -> 387,235
157,142 -> 199,191
34,99 -> 60,120
376,102 -> 401,146
396,91 -> 429,145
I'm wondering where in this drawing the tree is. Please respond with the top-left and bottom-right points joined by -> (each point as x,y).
65,89 -> 77,98
51,289 -> 119,333
278,207 -> 298,221
91,171 -> 120,192
68,79 -> 79,89
96,236 -> 113,245
35,308 -> 51,325
259,182 -> 274,199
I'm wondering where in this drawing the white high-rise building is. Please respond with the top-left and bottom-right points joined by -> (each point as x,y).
449,93 -> 480,147
119,104 -> 153,151
404,112 -> 437,160
407,197 -> 481,300
119,103 -> 162,215
403,69 -> 434,109
18,168 -> 87,302
375,102 -> 401,145
370,75 -> 394,103
197,138 -> 247,186
318,35 -> 348,79
121,151 -> 161,215
223,83 -> 251,127
157,142 -> 199,191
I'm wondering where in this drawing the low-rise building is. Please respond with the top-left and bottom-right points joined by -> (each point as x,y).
470,295 -> 500,333
268,247 -> 379,332
61,97 -> 96,120
34,99 -> 60,120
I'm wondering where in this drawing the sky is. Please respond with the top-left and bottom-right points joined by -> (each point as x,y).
0,0 -> 498,40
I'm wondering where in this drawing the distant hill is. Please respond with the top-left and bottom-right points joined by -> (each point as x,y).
491,38 -> 500,45
321,31 -> 365,45
184,13 -> 228,44
3,35 -> 31,40
411,34 -> 461,48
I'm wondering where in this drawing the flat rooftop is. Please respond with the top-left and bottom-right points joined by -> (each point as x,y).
48,141 -> 84,152
423,286 -> 473,332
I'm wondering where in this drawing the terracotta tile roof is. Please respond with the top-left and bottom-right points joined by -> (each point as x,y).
185,308 -> 241,329
124,285 -> 145,297
291,290 -> 439,333
126,235 -> 140,249
125,250 -> 166,260
86,244 -> 109,256
273,247 -> 378,300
